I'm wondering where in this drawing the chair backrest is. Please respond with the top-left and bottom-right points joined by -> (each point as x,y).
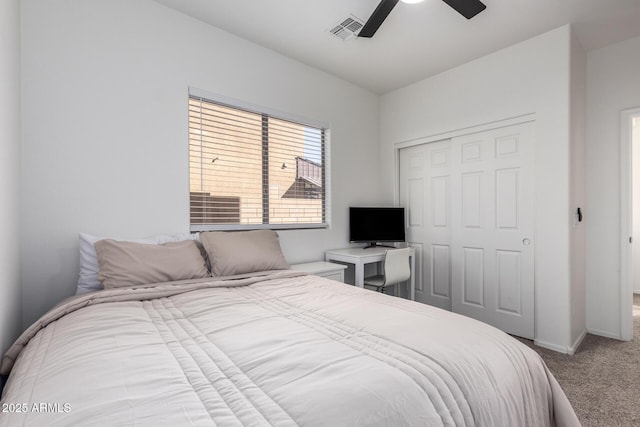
383,247 -> 411,286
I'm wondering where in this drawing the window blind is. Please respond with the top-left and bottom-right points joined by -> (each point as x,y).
188,93 -> 328,231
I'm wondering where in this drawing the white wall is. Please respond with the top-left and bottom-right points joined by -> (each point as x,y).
586,35 -> 640,337
0,0 -> 22,355
569,30 -> 587,349
381,26 -> 576,352
20,0 -> 382,327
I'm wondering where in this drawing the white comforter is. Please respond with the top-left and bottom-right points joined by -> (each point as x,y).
1,271 -> 579,426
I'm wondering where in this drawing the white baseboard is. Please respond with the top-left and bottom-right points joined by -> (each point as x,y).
534,329 -> 588,355
534,339 -> 569,354
586,327 -> 624,341
568,329 -> 587,355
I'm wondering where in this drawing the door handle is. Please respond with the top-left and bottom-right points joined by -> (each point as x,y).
522,238 -> 531,246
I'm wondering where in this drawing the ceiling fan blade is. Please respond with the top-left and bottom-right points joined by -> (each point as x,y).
358,0 -> 399,38
442,0 -> 486,19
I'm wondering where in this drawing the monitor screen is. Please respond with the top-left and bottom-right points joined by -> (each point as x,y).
349,207 -> 406,246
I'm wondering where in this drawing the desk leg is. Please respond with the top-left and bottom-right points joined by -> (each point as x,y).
410,255 -> 415,301
354,262 -> 364,288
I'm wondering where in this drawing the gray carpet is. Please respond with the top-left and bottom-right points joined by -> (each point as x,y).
519,295 -> 640,426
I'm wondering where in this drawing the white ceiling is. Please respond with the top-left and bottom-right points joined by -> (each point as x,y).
153,0 -> 640,94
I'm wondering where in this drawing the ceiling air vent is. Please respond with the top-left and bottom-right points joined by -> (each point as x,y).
329,15 -> 364,41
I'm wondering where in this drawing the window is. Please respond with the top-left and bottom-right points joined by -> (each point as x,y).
188,89 -> 328,231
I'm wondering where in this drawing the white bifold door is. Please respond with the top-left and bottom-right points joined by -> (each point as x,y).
399,122 -> 534,339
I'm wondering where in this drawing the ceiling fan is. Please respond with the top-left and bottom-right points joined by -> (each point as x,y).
358,0 -> 486,38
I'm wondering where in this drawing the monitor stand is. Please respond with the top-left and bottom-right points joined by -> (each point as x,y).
363,242 -> 395,249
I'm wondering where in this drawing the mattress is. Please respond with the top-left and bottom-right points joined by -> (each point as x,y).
1,270 -> 579,426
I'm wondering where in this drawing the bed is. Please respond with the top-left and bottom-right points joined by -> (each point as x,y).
0,231 -> 580,426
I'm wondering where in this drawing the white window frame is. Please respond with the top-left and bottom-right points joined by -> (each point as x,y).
188,87 -> 331,232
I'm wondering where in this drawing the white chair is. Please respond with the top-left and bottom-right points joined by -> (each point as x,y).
363,247 -> 411,294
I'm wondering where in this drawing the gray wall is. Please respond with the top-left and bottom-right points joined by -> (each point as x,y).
380,26 -> 577,352
0,0 -> 22,355
20,0 -> 382,327
17,0 -> 640,351
569,30 -> 587,348
586,35 -> 640,338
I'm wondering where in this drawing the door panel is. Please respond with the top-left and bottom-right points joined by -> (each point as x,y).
496,168 -> 519,229
462,247 -> 485,307
431,244 -> 450,299
431,177 -> 448,227
496,250 -> 522,314
408,178 -> 424,227
399,122 -> 534,339
462,172 -> 483,228
400,140 -> 452,310
451,122 -> 534,338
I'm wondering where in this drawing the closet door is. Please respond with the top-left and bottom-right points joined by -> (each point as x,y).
399,139 -> 452,310
450,122 -> 534,339
399,121 -> 534,339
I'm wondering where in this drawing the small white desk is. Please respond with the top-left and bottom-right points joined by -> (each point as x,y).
324,247 -> 415,301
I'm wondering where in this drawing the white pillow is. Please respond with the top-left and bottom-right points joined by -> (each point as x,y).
76,232 -> 199,294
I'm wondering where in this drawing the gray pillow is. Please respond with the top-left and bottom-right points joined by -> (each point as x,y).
200,230 -> 289,276
94,239 -> 209,289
